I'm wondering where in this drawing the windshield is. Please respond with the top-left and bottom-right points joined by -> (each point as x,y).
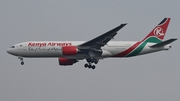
10,46 -> 15,48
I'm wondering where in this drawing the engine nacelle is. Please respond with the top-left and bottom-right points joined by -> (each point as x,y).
62,46 -> 78,55
58,58 -> 76,66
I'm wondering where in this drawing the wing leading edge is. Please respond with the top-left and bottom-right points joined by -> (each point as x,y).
78,23 -> 127,49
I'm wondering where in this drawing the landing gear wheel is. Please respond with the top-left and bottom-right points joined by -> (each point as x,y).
88,65 -> 92,69
18,57 -> 24,65
85,58 -> 98,69
21,61 -> 24,65
92,65 -> 95,69
94,60 -> 98,64
84,64 -> 88,68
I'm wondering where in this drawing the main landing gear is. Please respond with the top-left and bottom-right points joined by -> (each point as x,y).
18,57 -> 24,65
84,63 -> 96,69
84,58 -> 98,69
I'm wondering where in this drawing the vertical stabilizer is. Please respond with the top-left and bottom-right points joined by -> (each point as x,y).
141,18 -> 171,43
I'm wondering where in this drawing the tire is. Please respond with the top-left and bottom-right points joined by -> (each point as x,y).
84,64 -> 88,68
88,65 -> 92,69
92,65 -> 95,69
21,62 -> 24,65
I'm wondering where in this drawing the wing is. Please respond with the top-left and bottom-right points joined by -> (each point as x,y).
78,23 -> 127,49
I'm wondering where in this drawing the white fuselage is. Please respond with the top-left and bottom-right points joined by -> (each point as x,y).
7,41 -> 170,59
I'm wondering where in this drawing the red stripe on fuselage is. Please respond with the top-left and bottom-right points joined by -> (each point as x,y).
113,42 -> 141,57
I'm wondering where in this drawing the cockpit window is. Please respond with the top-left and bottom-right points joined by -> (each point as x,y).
10,46 -> 15,48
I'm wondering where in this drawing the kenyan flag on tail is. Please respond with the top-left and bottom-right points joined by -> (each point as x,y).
141,18 -> 171,43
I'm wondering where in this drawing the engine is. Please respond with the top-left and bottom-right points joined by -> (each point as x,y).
62,46 -> 78,55
58,58 -> 77,66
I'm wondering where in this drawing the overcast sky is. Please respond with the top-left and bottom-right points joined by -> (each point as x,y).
0,0 -> 180,101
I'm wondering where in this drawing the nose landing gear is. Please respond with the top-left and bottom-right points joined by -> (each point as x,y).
21,61 -> 24,65
18,57 -> 24,65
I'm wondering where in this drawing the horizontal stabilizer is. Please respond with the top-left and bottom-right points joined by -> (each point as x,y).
150,38 -> 177,48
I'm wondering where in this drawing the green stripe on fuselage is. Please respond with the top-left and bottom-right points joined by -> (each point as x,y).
144,36 -> 162,43
126,37 -> 162,57
126,42 -> 147,57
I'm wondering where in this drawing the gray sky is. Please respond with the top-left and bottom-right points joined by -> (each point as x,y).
0,0 -> 180,101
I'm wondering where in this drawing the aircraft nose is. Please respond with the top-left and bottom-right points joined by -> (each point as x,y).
7,48 -> 12,54
7,48 -> 16,55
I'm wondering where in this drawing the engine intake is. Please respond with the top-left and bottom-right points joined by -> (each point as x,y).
58,58 -> 77,65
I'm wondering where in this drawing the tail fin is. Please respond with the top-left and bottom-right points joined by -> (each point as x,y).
142,18 -> 171,43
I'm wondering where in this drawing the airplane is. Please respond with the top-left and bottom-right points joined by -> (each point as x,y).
7,18 -> 177,69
